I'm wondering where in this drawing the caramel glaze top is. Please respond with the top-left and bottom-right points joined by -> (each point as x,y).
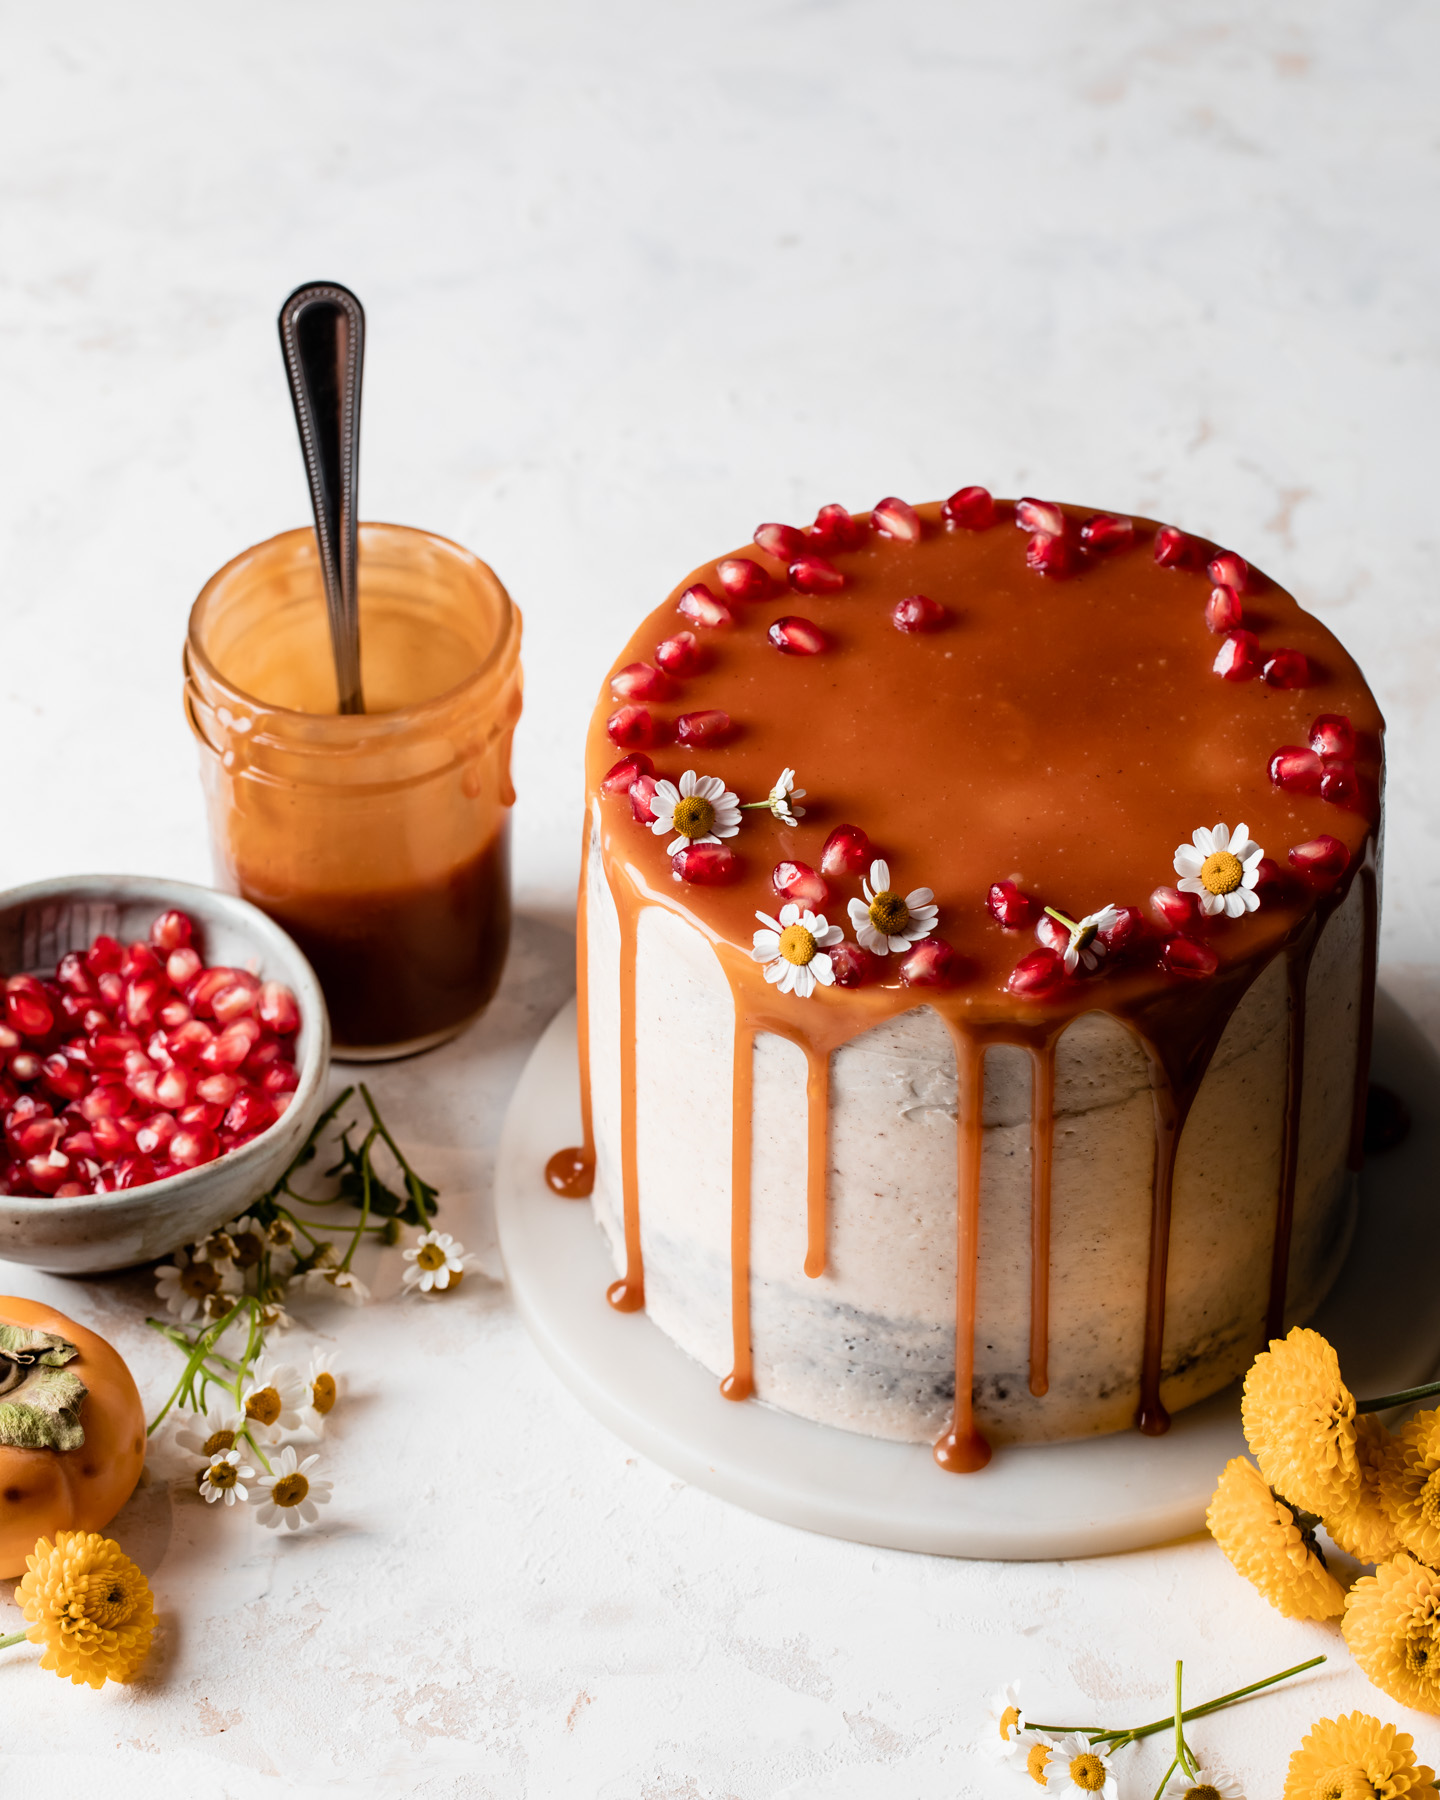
584,499 -> 1383,1081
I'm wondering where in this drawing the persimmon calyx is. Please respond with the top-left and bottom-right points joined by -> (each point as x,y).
0,1324 -> 87,1451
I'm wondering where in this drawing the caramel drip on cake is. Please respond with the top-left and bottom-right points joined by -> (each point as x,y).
721,1023 -> 757,1400
1027,1041 -> 1057,1399
1349,858 -> 1380,1172
605,901 -> 644,1313
545,813 -> 598,1199
934,1024 -> 992,1472
1267,930 -> 1317,1340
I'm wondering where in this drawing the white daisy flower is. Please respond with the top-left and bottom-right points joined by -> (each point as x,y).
648,769 -> 742,855
199,1446 -> 254,1506
241,1359 -> 306,1443
750,905 -> 844,998
984,1682 -> 1028,1760
1043,903 -> 1121,974
175,1404 -> 246,1462
154,1248 -> 241,1322
1173,822 -> 1264,918
1161,1763 -> 1246,1800
253,1445 -> 332,1531
402,1229 -> 470,1294
305,1352 -> 341,1420
258,1300 -> 294,1333
1044,1733 -> 1117,1796
765,767 -> 806,825
192,1229 -> 237,1265
846,859 -> 939,955
221,1213 -> 275,1275
297,1265 -> 371,1306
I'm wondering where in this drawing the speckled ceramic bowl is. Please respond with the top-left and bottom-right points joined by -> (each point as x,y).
0,875 -> 331,1274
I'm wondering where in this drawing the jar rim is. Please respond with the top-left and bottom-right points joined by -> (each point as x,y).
186,521 -> 520,732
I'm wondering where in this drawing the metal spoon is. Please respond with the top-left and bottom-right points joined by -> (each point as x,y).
278,281 -> 366,713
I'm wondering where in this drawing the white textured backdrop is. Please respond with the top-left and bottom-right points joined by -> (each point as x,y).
1,3 -> 1437,1794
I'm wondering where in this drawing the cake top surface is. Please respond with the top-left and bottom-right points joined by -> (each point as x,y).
585,493 -> 1383,1070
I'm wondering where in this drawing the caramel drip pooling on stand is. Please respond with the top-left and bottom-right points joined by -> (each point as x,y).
567,499 -> 1384,1469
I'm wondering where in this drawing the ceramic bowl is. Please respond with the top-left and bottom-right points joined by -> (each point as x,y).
0,875 -> 331,1274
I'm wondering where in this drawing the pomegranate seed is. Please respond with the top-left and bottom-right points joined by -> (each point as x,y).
170,1125 -> 220,1169
92,1116 -> 138,1158
808,504 -> 865,553
1263,649 -> 1311,689
769,616 -> 828,655
629,774 -> 660,822
200,1019 -> 262,1073
1007,949 -> 1064,997
0,1076 -> 16,1111
1309,713 -> 1355,759
602,753 -> 655,797
241,1037 -> 285,1075
165,947 -> 202,987
60,1127 -> 99,1159
1149,887 -> 1194,931
197,1072 -> 239,1106
1214,630 -> 1262,681
5,1094 -> 53,1127
1269,746 -> 1324,795
676,709 -> 733,748
112,1154 -> 158,1190
56,953 -> 97,998
655,632 -> 705,677
122,942 -> 162,981
772,862 -> 829,907
40,1054 -> 89,1102
12,1117 -> 62,1156
1015,498 -> 1065,537
872,497 -> 922,543
1320,760 -> 1358,806
1035,914 -> 1068,956
1289,835 -> 1349,880
160,998 -> 192,1029
754,522 -> 805,561
5,978 -> 54,1041
135,1114 -> 177,1154
212,981 -> 260,1025
8,1051 -> 41,1084
125,1065 -> 161,1108
788,552 -> 845,595
716,557 -> 774,602
27,1150 -> 73,1194
179,1100 -> 226,1130
942,486 -> 996,530
676,584 -> 733,629
150,910 -> 195,954
1079,513 -> 1134,554
156,1067 -> 192,1110
828,943 -> 876,988
57,993 -> 89,1027
85,935 -> 123,976
1162,937 -> 1218,979
1207,552 -> 1250,593
260,1064 -> 299,1097
1154,526 -> 1195,569
610,662 -> 675,702
1205,585 -> 1243,633
1098,906 -> 1146,957
187,967 -> 239,1017
0,1024 -> 18,1053
225,1086 -> 277,1134
820,823 -> 872,879
606,705 -> 667,750
97,972 -> 124,1010
89,1029 -> 143,1069
1253,857 -> 1289,900
891,594 -> 947,633
258,982 -> 300,1034
1025,532 -> 1075,578
166,1021 -> 214,1064
987,881 -> 1037,930
671,843 -> 739,886
900,938 -> 962,987
124,975 -> 171,1031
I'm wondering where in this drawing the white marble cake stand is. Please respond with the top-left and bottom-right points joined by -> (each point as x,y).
495,992 -> 1440,1560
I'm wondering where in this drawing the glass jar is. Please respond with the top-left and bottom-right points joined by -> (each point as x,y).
185,522 -> 522,1060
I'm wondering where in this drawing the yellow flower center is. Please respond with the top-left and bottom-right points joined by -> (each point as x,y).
1026,1743 -> 1052,1785
1404,1633 -> 1433,1678
671,795 -> 715,838
869,891 -> 910,936
999,1704 -> 1021,1742
180,1262 -> 223,1300
202,1429 -> 236,1457
416,1243 -> 448,1271
1314,1770 -> 1377,1800
1200,849 -> 1244,895
272,1472 -> 309,1508
1418,1469 -> 1440,1528
778,923 -> 818,966
207,1459 -> 239,1490
1185,1787 -> 1222,1800
231,1230 -> 265,1269
61,1567 -> 144,1632
246,1386 -> 282,1427
311,1373 -> 337,1415
1069,1751 -> 1108,1791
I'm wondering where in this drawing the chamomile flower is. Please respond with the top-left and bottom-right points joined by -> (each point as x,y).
402,1229 -> 470,1293
1174,822 -> 1264,919
241,1360 -> 306,1443
1161,1762 -> 1246,1799
649,769 -> 742,855
305,1352 -> 341,1420
199,1447 -> 254,1506
175,1404 -> 246,1463
297,1265 -> 371,1306
751,904 -> 844,998
1044,1733 -> 1116,1795
985,1681 -> 1028,1759
253,1446 -> 332,1532
765,768 -> 806,825
154,1248 -> 240,1322
847,860 -> 938,955
1044,904 -> 1121,974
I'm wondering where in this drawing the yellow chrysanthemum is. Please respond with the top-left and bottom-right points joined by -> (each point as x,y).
1376,1409 -> 1440,1569
1343,1556 -> 1440,1715
1330,1414 -> 1405,1565
1207,1455 -> 1346,1619
15,1531 -> 155,1688
1283,1711 -> 1437,1800
1242,1327 -> 1360,1517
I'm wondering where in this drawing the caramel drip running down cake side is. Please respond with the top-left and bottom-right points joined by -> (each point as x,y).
549,491 -> 1384,1474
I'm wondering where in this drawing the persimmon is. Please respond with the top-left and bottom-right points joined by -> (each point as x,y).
0,1298 -> 145,1578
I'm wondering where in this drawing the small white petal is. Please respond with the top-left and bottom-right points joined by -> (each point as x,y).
857,925 -> 888,954
1239,887 -> 1260,912
870,859 -> 890,892
791,965 -> 815,998
778,904 -> 801,927
1177,876 -> 1205,895
694,775 -> 723,800
846,899 -> 870,928
1193,827 -> 1216,856
1198,891 -> 1224,916
811,954 -> 835,985
755,911 -> 784,933
763,959 -> 786,984
1212,822 -> 1231,851
815,924 -> 844,947
904,887 -> 934,908
679,770 -> 698,796
1174,846 -> 1205,876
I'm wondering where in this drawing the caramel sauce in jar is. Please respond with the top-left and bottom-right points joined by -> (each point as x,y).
185,523 -> 522,1059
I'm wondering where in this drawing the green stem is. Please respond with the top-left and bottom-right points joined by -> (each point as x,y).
0,1629 -> 27,1652
339,1126 -> 377,1271
1030,1654 -> 1325,1747
1357,1378 -> 1440,1415
145,1299 -> 249,1433
1174,1661 -> 1195,1780
359,1083 -> 436,1224
1151,1757 -> 1179,1800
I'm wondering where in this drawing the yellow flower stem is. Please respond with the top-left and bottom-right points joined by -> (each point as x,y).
0,1629 -> 27,1651
1044,905 -> 1080,932
359,1083 -> 438,1227
1356,1377 -> 1440,1414
1028,1654 -> 1325,1747
240,1425 -> 273,1475
1150,1758 -> 1179,1800
1174,1661 -> 1196,1780
338,1124 -> 377,1273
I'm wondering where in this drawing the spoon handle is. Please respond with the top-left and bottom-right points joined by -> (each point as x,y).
278,281 -> 366,714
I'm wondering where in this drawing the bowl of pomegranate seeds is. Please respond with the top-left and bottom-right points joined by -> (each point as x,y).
0,875 -> 330,1274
